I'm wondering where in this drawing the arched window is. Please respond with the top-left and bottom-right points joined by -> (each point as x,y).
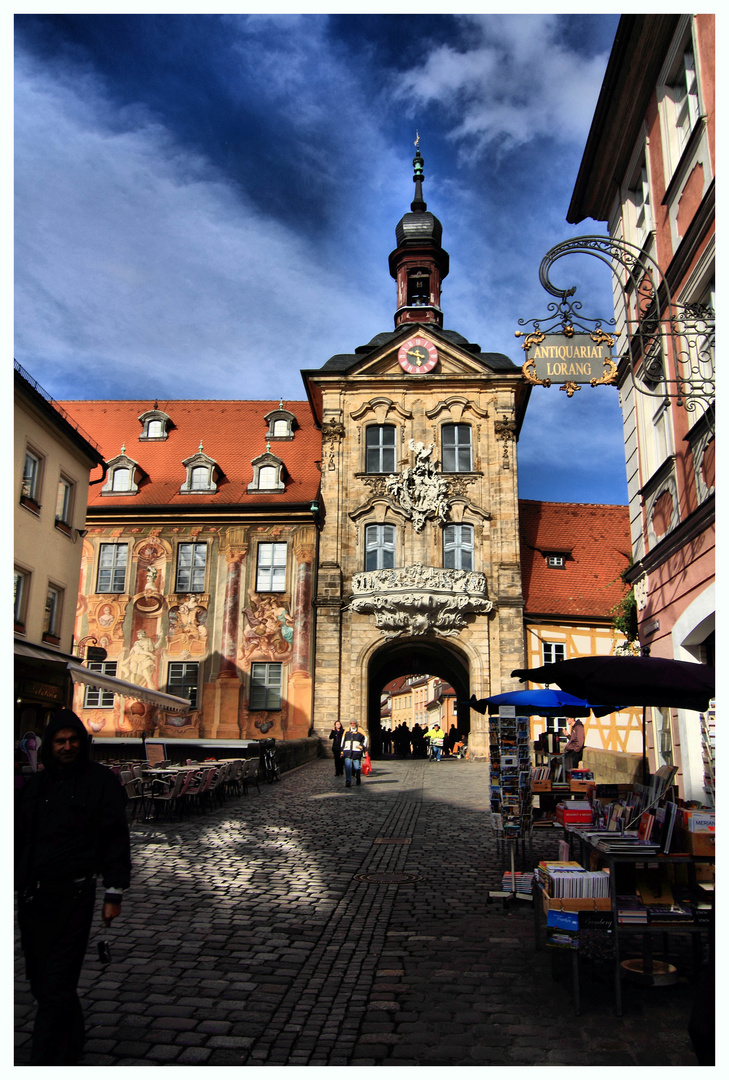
442,424 -> 472,472
258,465 -> 278,490
365,524 -> 396,570
190,466 -> 209,490
366,426 -> 397,474
147,419 -> 164,438
111,467 -> 131,492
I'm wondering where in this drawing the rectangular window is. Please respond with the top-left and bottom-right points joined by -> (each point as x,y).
22,449 -> 42,504
167,661 -> 199,708
542,642 -> 566,665
84,661 -> 118,708
366,426 -> 396,474
442,424 -> 473,472
628,161 -> 652,247
546,555 -> 565,568
176,543 -> 207,593
55,476 -> 73,526
365,524 -> 396,571
443,524 -> 474,570
43,584 -> 63,641
256,542 -> 287,592
14,568 -> 29,629
672,46 -> 699,157
97,543 -> 128,593
250,662 -> 282,710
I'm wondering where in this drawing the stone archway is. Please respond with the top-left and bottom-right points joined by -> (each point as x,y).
366,637 -> 470,758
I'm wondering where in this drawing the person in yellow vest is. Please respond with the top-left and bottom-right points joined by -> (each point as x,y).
425,722 -> 445,761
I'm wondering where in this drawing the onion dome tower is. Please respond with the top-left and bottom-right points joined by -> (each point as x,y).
388,137 -> 450,328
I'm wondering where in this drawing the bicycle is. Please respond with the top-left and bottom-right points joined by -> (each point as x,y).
259,738 -> 281,783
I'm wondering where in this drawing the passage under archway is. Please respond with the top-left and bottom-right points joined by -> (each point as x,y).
366,638 -> 470,758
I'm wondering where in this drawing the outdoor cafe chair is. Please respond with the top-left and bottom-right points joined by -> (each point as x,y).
148,770 -> 187,819
241,757 -> 260,796
184,766 -> 217,814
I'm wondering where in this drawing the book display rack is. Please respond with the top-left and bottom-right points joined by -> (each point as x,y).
488,707 -> 533,900
533,773 -> 715,1017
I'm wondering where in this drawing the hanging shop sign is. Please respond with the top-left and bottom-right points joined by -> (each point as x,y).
519,329 -> 618,397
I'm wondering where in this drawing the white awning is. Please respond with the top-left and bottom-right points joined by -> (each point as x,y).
67,662 -> 191,715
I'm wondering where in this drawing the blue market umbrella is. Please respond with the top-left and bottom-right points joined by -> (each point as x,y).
469,688 -> 596,717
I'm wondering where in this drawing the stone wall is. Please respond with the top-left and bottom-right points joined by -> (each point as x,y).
581,747 -> 642,786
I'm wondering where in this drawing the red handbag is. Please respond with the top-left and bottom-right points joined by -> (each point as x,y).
362,752 -> 372,775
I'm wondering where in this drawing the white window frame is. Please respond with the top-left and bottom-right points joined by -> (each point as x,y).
443,523 -> 474,570
250,662 -> 282,710
43,584 -> 63,641
167,661 -> 200,709
176,542 -> 207,593
365,425 -> 397,474
138,408 -> 171,440
21,448 -> 42,505
248,453 -> 285,492
658,19 -> 702,180
542,641 -> 565,665
441,424 -> 473,473
546,554 -> 565,568
14,568 -> 30,629
55,475 -> 74,527
180,451 -> 217,494
84,661 -> 118,708
256,542 -> 287,593
365,524 -> 396,571
96,543 -> 129,593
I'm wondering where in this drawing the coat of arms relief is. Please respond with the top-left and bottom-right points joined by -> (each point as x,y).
351,440 -> 493,638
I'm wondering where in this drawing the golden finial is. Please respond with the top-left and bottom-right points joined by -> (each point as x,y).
414,131 -> 420,149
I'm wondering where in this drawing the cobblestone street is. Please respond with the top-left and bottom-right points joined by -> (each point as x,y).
15,757 -> 703,1066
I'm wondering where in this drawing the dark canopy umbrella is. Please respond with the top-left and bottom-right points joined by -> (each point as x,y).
511,656 -> 714,713
511,655 -> 714,783
469,688 -> 595,717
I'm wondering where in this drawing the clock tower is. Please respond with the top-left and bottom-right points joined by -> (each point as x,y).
302,143 -> 529,761
389,141 -> 449,329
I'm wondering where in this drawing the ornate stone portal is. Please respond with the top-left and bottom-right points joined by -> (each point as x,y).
349,563 -> 493,638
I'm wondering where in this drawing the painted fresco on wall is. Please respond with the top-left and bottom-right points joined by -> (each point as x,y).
239,594 -> 294,668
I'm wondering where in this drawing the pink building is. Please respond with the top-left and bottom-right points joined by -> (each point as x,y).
568,15 -> 715,801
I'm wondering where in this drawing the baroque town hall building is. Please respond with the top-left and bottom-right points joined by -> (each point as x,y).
60,151 -> 635,764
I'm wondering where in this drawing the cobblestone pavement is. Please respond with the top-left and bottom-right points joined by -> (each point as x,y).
15,757 -> 704,1066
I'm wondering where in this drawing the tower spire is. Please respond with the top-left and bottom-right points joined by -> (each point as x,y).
389,136 -> 449,329
411,132 -> 426,212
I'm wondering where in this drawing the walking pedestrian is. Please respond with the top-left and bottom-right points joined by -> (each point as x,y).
340,721 -> 367,787
329,719 -> 345,776
15,709 -> 131,1065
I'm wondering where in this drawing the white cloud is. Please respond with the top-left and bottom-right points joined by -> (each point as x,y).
14,44 -> 389,401
396,14 -> 610,157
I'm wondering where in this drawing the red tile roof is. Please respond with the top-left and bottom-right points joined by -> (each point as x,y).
58,400 -> 321,509
519,500 -> 631,620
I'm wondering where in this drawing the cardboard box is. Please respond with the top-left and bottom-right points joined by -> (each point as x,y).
541,890 -> 611,915
674,827 -> 715,857
555,800 -> 593,826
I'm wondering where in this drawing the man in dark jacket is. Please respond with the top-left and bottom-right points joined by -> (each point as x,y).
15,709 -> 131,1064
340,721 -> 367,787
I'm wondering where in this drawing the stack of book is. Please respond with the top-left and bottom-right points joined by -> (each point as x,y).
617,895 -> 648,924
501,871 -> 534,894
535,860 -> 582,890
546,867 -> 610,899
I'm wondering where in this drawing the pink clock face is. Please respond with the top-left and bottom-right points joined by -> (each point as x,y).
398,337 -> 438,374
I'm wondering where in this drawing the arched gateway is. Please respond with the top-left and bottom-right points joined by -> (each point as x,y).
304,147 -> 530,760
366,638 -> 470,757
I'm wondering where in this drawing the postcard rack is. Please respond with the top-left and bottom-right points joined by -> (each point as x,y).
489,706 -> 533,898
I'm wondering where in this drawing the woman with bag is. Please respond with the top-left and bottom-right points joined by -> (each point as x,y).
340,721 -> 367,787
328,719 -> 345,777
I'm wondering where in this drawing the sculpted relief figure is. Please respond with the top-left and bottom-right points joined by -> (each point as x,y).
385,440 -> 450,531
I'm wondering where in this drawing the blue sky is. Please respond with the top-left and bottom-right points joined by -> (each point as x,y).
14,11 -> 629,503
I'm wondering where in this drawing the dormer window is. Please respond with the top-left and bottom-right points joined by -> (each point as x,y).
264,407 -> 296,440
180,444 -> 218,494
101,446 -> 140,496
546,554 -> 566,568
138,407 -> 171,440
248,450 -> 285,492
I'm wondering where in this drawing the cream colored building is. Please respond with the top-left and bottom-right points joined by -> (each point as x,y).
303,148 -> 529,759
14,361 -> 106,737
